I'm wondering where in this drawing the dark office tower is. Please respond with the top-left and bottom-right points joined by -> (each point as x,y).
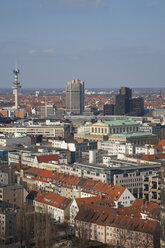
66,79 -> 84,115
130,97 -> 144,116
103,104 -> 114,115
115,94 -> 130,115
120,87 -> 132,99
115,87 -> 132,115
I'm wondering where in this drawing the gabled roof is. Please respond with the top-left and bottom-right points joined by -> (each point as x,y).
81,179 -> 126,200
75,206 -> 160,235
34,191 -> 71,210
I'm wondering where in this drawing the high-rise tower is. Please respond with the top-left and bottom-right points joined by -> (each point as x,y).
66,79 -> 84,115
12,66 -> 21,110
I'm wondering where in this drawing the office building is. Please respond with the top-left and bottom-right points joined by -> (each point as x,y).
66,79 -> 84,115
120,86 -> 132,98
130,97 -> 144,116
103,104 -> 114,115
115,87 -> 144,116
115,87 -> 131,115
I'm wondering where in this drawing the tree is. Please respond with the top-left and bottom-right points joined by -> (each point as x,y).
74,220 -> 89,248
17,203 -> 57,248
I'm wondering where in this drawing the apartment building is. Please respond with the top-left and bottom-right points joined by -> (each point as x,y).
8,148 -> 59,167
75,206 -> 160,248
0,167 -> 16,185
33,191 -> 72,223
0,184 -> 28,208
143,172 -> 161,204
0,210 -> 17,245
70,184 -> 135,226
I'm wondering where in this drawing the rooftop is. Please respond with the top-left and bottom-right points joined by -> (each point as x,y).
96,119 -> 139,126
110,132 -> 156,138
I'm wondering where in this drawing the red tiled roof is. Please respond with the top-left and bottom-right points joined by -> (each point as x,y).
75,206 -> 160,235
81,179 -> 126,199
37,154 -> 59,163
34,191 -> 71,210
141,153 -> 165,161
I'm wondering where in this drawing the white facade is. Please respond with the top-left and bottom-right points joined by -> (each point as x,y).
0,171 -> 8,185
100,141 -> 134,156
116,188 -> 135,208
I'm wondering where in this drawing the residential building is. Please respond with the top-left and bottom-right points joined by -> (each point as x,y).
0,210 -> 17,245
0,184 -> 28,208
143,172 -> 161,204
33,191 -> 72,223
75,206 -> 160,247
0,167 -> 16,185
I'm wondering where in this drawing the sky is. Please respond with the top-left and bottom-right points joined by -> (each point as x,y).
0,0 -> 165,89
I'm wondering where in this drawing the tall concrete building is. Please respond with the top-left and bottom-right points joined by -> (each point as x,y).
66,79 -> 84,115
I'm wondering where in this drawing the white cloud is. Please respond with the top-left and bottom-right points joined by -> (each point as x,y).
29,48 -> 55,54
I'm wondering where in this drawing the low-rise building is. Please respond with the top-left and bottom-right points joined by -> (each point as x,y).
75,206 -> 160,247
33,191 -> 72,223
0,134 -> 31,147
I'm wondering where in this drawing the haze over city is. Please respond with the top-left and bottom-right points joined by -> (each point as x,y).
0,0 -> 165,88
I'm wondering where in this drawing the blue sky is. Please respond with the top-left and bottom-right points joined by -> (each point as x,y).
0,0 -> 164,89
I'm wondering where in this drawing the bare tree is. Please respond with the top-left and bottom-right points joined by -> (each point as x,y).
74,220 -> 89,248
17,203 -> 57,248
140,233 -> 154,248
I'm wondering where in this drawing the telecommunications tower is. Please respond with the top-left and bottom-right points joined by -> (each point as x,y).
12,66 -> 21,109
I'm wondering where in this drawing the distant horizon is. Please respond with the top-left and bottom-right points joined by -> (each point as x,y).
0,87 -> 165,91
0,0 -> 164,88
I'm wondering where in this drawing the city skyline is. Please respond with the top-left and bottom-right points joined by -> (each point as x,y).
0,0 -> 165,89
